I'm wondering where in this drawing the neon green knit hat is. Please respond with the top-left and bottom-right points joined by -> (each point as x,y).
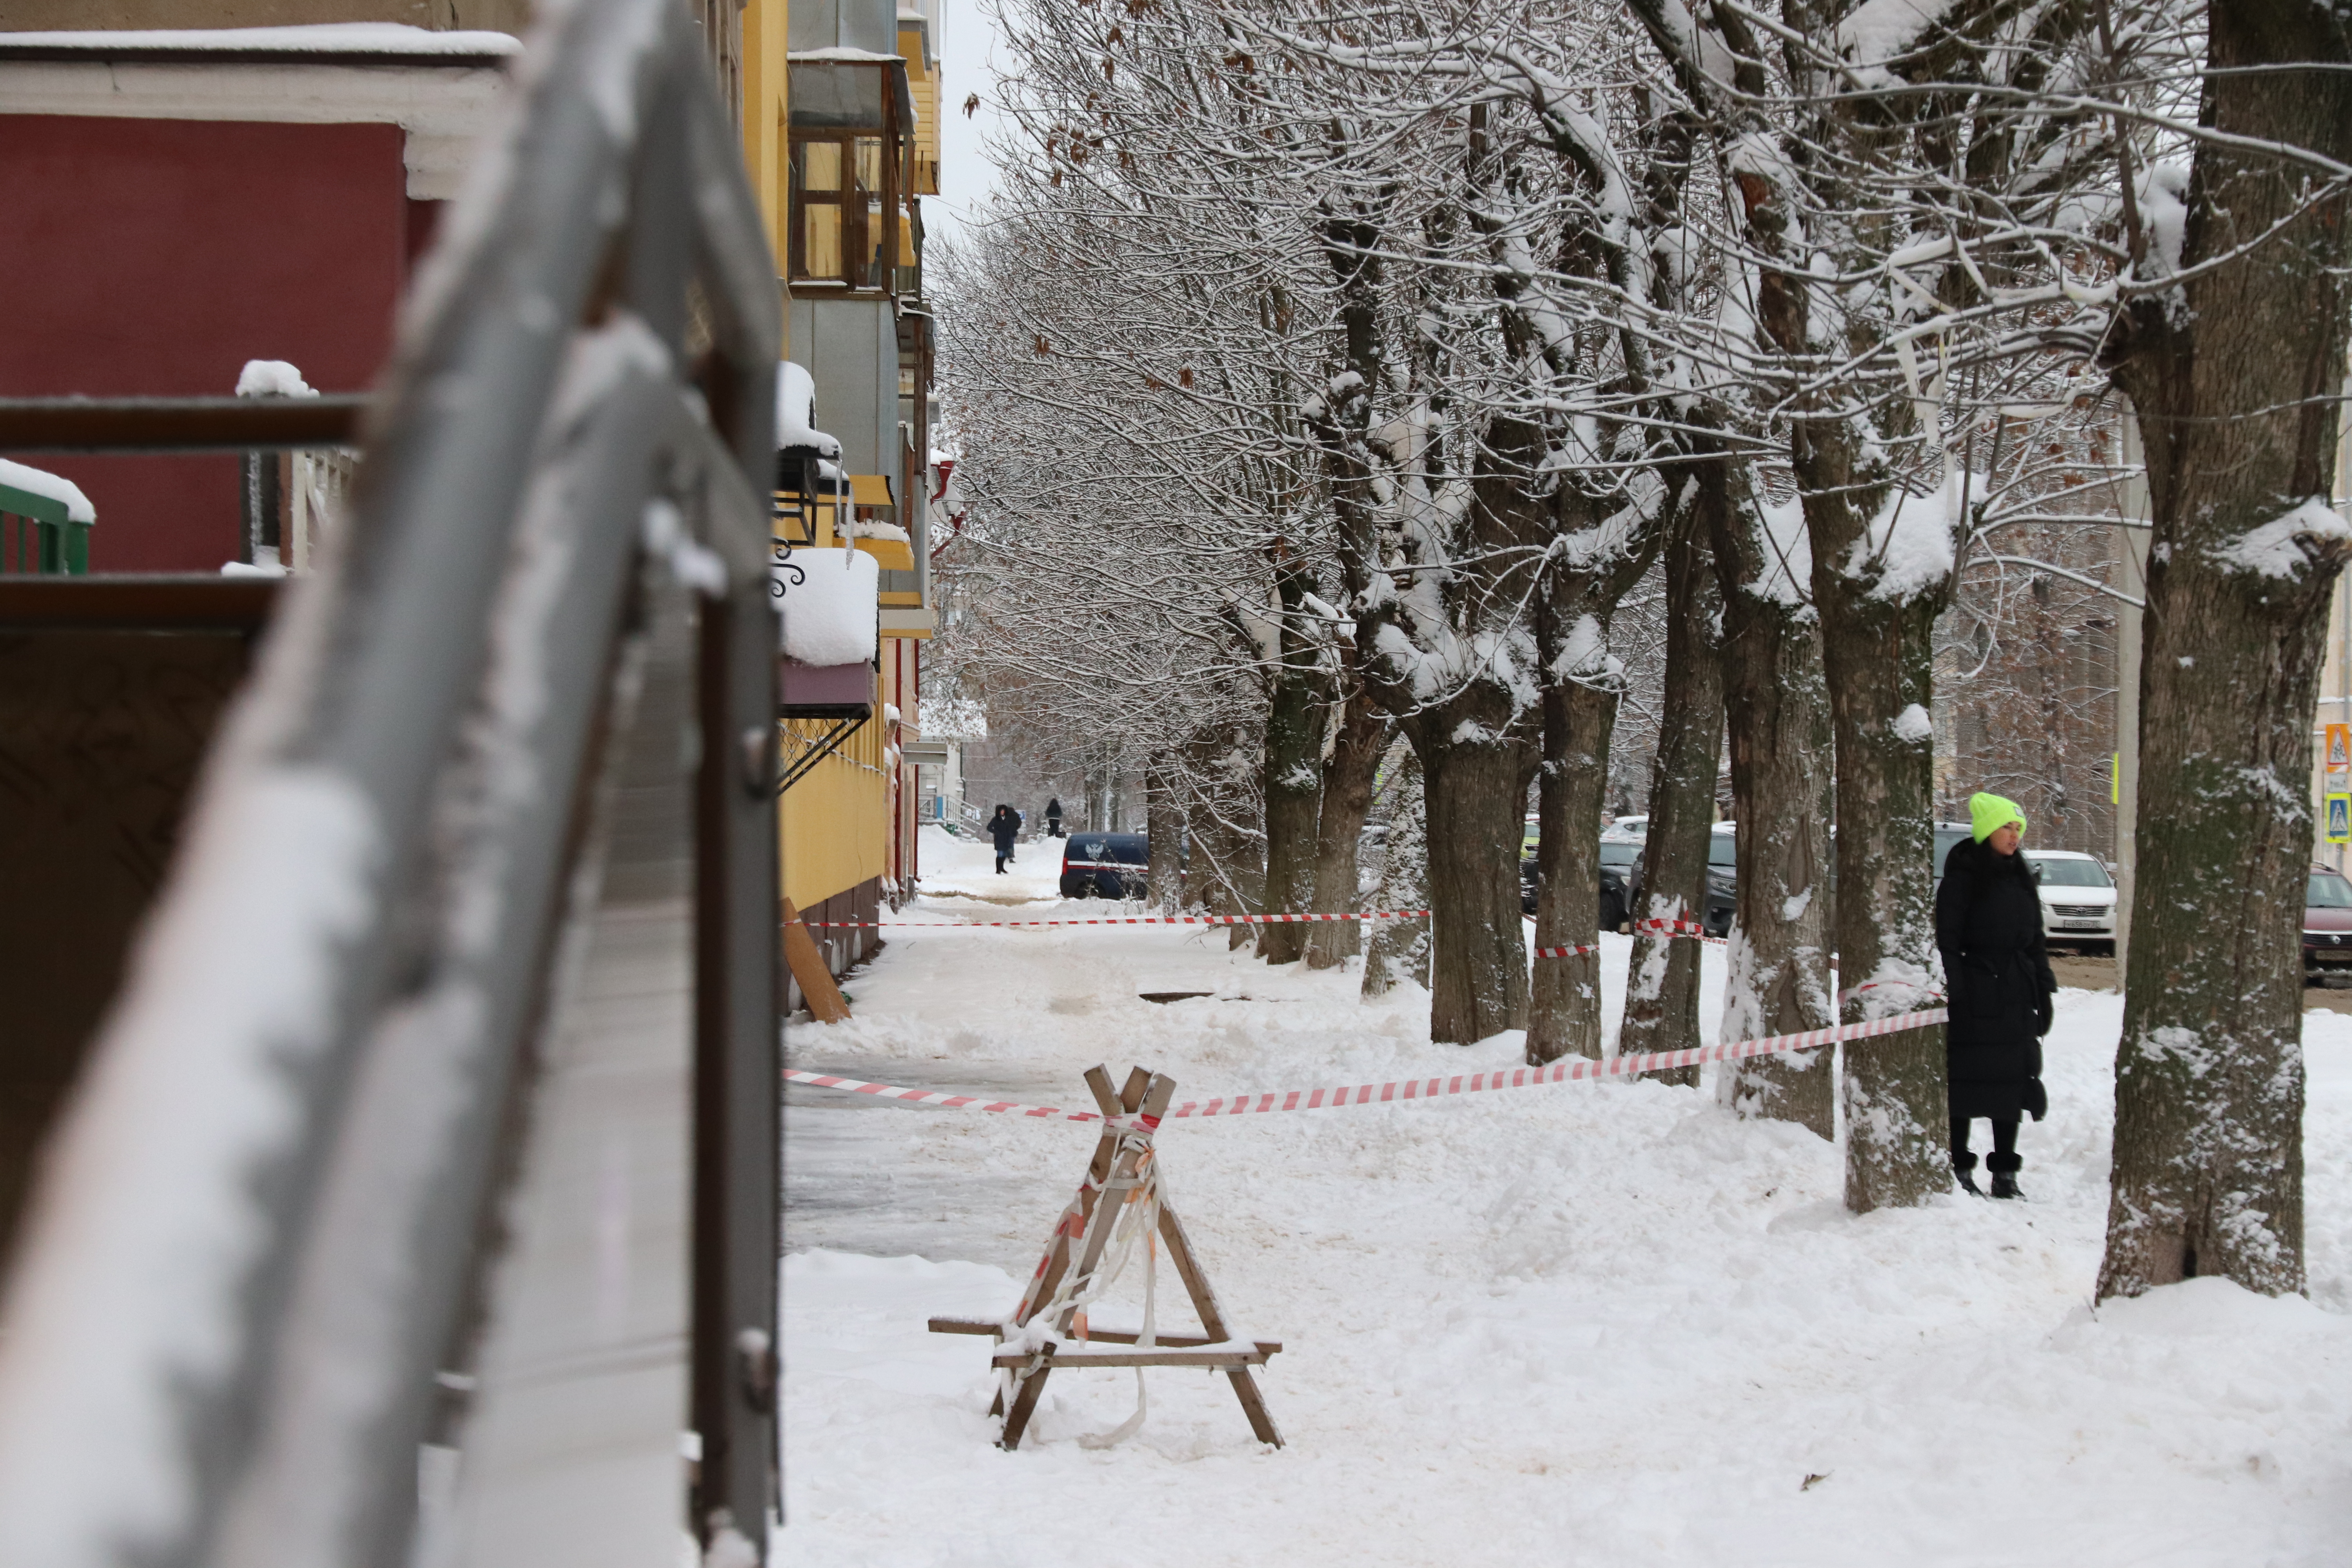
1969,792 -> 2027,843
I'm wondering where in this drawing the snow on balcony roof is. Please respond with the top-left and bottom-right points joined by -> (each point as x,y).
0,24 -> 521,65
778,361 -> 844,460
785,47 -> 906,62
0,457 -> 95,526
780,547 -> 878,667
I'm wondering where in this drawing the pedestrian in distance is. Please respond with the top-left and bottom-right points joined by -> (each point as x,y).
1046,797 -> 1064,838
1935,792 -> 2056,1199
989,804 -> 1023,875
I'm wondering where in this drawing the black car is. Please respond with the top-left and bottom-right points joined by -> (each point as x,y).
1517,838 -> 1655,927
1060,832 -> 1149,898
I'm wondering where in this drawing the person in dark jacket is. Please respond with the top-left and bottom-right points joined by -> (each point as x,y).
1046,797 -> 1065,838
1935,792 -> 2056,1199
988,804 -> 1023,875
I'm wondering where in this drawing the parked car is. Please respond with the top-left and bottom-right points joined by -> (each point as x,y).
2024,848 -> 2116,954
1700,824 -> 1736,936
1518,831 -> 1732,936
1601,814 -> 1650,842
2305,864 -> 2352,984
1933,821 -> 1973,876
1060,832 -> 1149,898
1597,838 -> 1639,929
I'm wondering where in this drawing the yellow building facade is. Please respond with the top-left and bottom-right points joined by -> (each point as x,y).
746,0 -> 940,982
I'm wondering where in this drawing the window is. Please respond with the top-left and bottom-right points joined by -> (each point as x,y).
787,60 -> 902,291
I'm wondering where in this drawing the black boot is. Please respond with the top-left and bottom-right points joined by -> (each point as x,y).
1986,1151 -> 2023,1201
1952,1151 -> 1984,1197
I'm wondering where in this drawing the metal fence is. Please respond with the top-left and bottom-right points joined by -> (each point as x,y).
0,3 -> 783,1565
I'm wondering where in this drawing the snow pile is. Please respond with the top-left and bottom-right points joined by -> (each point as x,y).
2214,497 -> 2351,581
1891,701 -> 1933,742
777,361 -> 843,459
780,830 -> 2352,1565
235,360 -> 318,399
0,24 -> 521,55
1834,0 -> 1957,86
845,519 -> 910,543
0,457 -> 95,524
780,548 -> 877,666
1845,467 -> 1964,602
2135,158 -> 2193,279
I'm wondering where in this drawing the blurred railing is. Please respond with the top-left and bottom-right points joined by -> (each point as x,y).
0,4 -> 784,1566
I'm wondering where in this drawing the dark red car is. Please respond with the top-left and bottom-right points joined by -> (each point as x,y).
2303,864 -> 2352,984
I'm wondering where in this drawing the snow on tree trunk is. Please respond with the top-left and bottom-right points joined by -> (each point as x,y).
1619,505 -> 1723,1082
1362,747 -> 1430,998
1258,558 -> 1326,964
1708,460 -> 1837,1137
2096,2 -> 2352,1301
1802,422 -> 1952,1212
1305,662 -> 1388,969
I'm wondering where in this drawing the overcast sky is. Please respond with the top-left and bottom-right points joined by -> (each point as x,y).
928,0 -> 1011,240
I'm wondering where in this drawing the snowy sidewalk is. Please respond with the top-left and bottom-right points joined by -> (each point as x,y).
781,827 -> 2352,1567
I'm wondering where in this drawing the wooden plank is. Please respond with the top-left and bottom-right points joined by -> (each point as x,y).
989,1348 -> 1271,1370
1001,1071 -> 1169,1450
1010,1065 -> 1123,1327
780,898 -> 850,1023
1158,1198 -> 1285,1448
929,1317 -> 1282,1354
995,1065 -> 1128,1431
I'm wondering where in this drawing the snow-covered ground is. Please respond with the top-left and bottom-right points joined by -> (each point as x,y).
782,826 -> 2352,1566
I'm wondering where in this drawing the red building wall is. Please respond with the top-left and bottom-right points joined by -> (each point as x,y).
0,116 -> 410,572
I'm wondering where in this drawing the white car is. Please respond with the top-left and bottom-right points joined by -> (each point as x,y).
1601,814 -> 1650,842
2024,848 -> 2117,953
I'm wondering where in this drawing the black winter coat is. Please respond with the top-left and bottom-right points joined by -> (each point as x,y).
1936,837 -> 2055,1121
989,809 -> 1023,853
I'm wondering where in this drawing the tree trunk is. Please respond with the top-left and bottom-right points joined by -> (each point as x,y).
1363,747 -> 1431,998
1145,763 -> 1183,915
1413,719 -> 1534,1044
1619,505 -> 1724,1084
1257,561 -> 1325,963
2097,3 -> 2352,1300
1305,658 -> 1388,969
1707,459 -> 1837,1136
1528,673 -> 1615,1063
1801,421 -> 1951,1213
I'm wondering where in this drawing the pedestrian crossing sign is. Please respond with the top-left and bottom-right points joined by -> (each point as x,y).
2329,793 -> 2352,846
2330,724 -> 2352,786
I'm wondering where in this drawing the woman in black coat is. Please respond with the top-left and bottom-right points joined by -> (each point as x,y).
1935,793 -> 2056,1198
988,804 -> 1023,875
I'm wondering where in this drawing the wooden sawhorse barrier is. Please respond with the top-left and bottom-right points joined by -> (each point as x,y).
928,1065 -> 1283,1450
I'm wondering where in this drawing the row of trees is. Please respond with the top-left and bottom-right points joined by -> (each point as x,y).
931,0 -> 2352,1301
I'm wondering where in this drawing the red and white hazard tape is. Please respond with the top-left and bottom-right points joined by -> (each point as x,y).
794,909 -> 1431,929
786,1008 -> 1947,1126
1533,943 -> 1600,959
780,1070 -> 1121,1125
1633,916 -> 1708,938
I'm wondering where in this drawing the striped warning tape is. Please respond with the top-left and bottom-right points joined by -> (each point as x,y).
794,909 -> 1432,929
1633,916 -> 1709,938
779,1071 -> 1118,1124
785,1007 -> 1947,1125
1533,943 -> 1600,959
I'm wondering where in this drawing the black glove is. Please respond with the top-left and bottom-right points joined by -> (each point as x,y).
2034,994 -> 2054,1038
